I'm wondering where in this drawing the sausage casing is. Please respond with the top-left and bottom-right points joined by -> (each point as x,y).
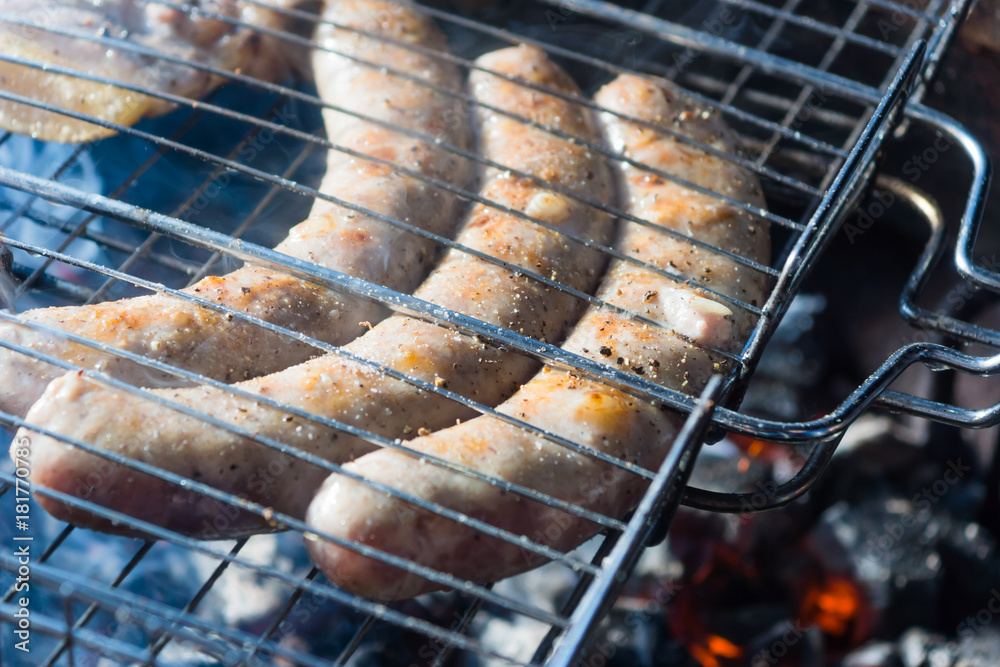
305,74 -> 771,600
17,46 -> 616,538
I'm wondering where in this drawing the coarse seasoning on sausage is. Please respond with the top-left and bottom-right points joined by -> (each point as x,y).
0,0 -> 472,419
17,45 -> 616,538
304,74 -> 772,600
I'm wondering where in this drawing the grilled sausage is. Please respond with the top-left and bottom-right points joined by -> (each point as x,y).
0,0 -> 472,418
304,74 -> 771,600
0,0 -> 311,143
18,45 -> 616,538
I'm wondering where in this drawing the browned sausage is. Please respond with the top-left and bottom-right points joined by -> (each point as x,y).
17,45 -> 616,538
304,74 -> 771,600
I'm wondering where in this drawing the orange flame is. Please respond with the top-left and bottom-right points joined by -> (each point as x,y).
688,633 -> 744,667
799,575 -> 864,639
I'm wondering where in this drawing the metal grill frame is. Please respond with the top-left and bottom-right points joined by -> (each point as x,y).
0,0 -> 995,664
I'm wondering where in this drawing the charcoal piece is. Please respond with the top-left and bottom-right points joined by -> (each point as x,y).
743,621 -> 824,667
950,628 -> 1000,666
0,240 -> 14,312
667,541 -> 801,660
936,522 -> 1000,630
898,626 -> 1000,667
580,606 -> 694,667
842,640 -> 903,667
899,627 -> 945,667
811,428 -> 982,525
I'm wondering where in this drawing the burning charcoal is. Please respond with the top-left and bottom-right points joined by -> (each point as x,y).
806,498 -> 1000,642
666,507 -> 877,661
667,542 -> 802,666
807,500 -> 942,636
667,417 -> 991,666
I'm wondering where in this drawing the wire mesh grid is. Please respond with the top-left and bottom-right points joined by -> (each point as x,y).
0,0 -> 987,664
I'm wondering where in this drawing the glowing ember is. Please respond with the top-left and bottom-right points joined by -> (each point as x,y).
667,536 -> 875,666
798,572 -> 873,653
729,434 -> 793,465
688,633 -> 744,667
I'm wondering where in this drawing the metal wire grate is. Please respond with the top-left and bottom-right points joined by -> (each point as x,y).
0,1 -> 995,664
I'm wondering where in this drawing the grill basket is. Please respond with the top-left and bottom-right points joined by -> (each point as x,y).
0,1 -> 996,665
